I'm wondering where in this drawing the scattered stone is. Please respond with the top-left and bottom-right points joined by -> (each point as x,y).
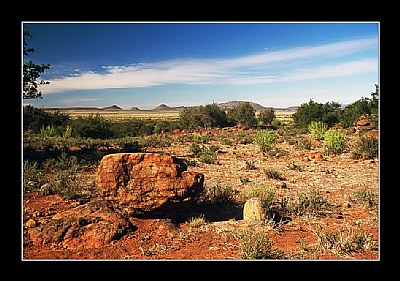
243,197 -> 269,222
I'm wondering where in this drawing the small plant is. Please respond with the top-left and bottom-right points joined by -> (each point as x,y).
352,136 -> 378,159
62,125 -> 73,139
323,129 -> 346,155
308,121 -> 328,140
264,168 -> 285,180
316,226 -> 377,254
235,227 -> 280,259
254,129 -> 276,153
50,169 -> 78,200
354,189 -> 378,208
291,186 -> 332,216
187,214 -> 207,228
240,184 -> 276,204
200,183 -> 237,203
240,177 -> 250,185
288,162 -> 303,171
40,124 -> 57,138
23,160 -> 42,192
245,160 -> 257,170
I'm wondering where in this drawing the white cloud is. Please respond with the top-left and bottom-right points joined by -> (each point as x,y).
39,37 -> 377,94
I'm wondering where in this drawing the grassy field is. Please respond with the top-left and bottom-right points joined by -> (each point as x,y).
46,109 -> 295,122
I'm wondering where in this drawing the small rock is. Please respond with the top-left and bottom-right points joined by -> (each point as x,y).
40,183 -> 53,195
25,219 -> 37,228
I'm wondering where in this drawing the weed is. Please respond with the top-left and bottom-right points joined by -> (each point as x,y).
323,129 -> 346,155
235,227 -> 281,259
291,186 -> 332,216
254,129 -> 276,153
352,136 -> 378,159
308,121 -> 328,140
264,168 -> 285,180
187,214 -> 207,228
316,226 -> 377,254
240,185 -> 276,204
354,189 -> 378,208
245,160 -> 257,170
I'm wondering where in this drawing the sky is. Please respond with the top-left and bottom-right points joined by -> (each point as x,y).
22,22 -> 379,109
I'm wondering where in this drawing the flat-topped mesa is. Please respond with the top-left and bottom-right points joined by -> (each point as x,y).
96,153 -> 205,215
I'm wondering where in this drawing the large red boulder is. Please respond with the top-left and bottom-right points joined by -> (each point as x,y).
96,153 -> 204,215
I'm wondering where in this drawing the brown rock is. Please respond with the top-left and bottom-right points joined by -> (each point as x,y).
28,200 -> 134,250
96,153 -> 204,215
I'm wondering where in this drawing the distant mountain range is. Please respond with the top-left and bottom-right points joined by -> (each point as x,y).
43,101 -> 299,112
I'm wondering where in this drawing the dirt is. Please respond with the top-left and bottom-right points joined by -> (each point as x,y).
22,127 -> 379,260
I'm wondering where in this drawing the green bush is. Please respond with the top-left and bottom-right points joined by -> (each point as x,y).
254,129 -> 276,153
293,100 -> 341,129
323,129 -> 346,155
227,102 -> 257,128
308,121 -> 328,140
258,108 -> 275,125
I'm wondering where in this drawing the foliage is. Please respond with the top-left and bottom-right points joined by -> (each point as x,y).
354,189 -> 378,208
239,185 -> 276,204
71,114 -> 114,139
307,121 -> 328,140
235,227 -> 279,259
293,100 -> 341,129
258,108 -> 275,125
23,106 -> 70,134
227,102 -> 257,128
23,160 -> 42,192
340,84 -> 379,128
351,136 -> 378,159
264,168 -> 285,180
254,129 -> 276,153
291,186 -> 332,216
179,103 -> 231,129
199,183 -> 238,203
23,27 -> 50,99
323,129 -> 346,155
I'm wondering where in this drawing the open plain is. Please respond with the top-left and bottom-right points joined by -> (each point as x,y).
22,116 -> 379,260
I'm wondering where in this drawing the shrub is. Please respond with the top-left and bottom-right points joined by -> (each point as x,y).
23,160 -> 42,192
199,183 -> 237,203
264,168 -> 285,180
308,121 -> 328,140
72,113 -> 113,139
258,108 -> 275,125
293,100 -> 341,129
352,136 -> 378,159
240,185 -> 276,204
323,129 -> 346,155
254,129 -> 276,153
235,227 -> 279,259
291,186 -> 332,216
227,102 -> 257,128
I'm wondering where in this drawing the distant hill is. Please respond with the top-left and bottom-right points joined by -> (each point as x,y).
152,104 -> 186,111
101,105 -> 122,111
153,104 -> 172,111
41,101 -> 298,113
217,101 -> 272,112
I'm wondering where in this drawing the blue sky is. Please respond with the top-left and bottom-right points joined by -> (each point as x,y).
23,22 -> 379,109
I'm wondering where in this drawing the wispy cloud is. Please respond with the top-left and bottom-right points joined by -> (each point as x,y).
39,37 -> 377,94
